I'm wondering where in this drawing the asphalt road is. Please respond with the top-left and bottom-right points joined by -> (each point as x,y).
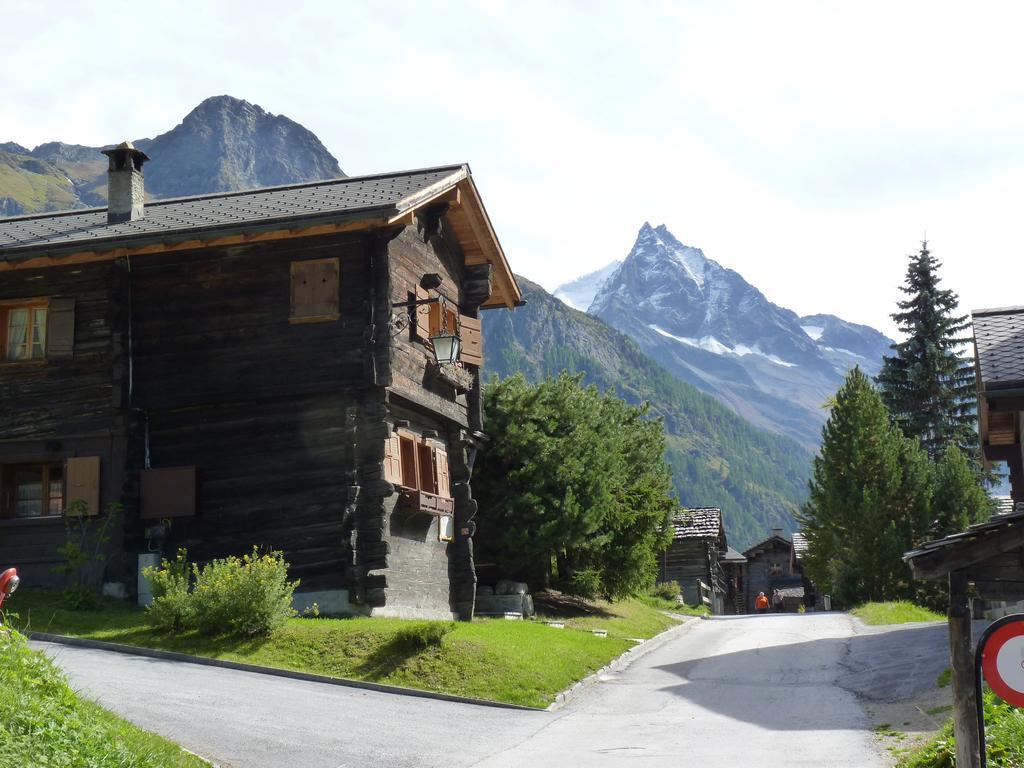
37,612 -> 947,767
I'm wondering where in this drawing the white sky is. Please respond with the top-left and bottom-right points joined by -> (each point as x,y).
4,0 -> 1024,337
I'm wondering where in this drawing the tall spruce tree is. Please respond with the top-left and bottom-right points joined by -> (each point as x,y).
876,241 -> 976,460
798,368 -> 931,605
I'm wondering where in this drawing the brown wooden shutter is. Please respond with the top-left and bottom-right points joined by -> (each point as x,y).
459,315 -> 483,366
383,435 -> 402,484
414,286 -> 431,342
436,450 -> 451,498
290,258 -> 339,322
47,298 -> 76,359
65,456 -> 101,516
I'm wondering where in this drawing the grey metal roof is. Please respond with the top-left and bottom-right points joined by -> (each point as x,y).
973,307 -> 1024,392
0,165 -> 467,259
903,509 -> 1024,562
721,546 -> 747,563
669,508 -> 722,540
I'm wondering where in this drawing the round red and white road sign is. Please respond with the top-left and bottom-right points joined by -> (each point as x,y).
981,619 -> 1024,707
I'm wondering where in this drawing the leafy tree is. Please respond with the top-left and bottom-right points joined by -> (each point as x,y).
473,372 -> 675,599
876,241 -> 976,460
798,368 -> 932,605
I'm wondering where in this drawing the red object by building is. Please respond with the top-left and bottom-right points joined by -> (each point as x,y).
0,568 -> 19,612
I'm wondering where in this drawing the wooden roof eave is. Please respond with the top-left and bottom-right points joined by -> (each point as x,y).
905,521 -> 1024,581
0,210 -> 395,272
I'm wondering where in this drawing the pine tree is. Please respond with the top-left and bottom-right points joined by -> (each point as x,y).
798,368 -> 931,605
930,444 -> 992,538
876,241 -> 976,460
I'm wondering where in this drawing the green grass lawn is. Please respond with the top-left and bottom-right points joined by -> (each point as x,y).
851,601 -> 945,625
898,692 -> 1024,768
1,629 -> 208,768
10,589 -> 682,708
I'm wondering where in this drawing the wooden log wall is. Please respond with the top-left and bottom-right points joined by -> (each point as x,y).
659,539 -> 713,606
0,260 -> 129,587
130,233 -> 373,592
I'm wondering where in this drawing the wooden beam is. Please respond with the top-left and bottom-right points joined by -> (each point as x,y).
972,580 -> 1024,601
453,179 -> 520,309
0,217 -> 388,272
949,571 -> 982,768
908,521 -> 1024,581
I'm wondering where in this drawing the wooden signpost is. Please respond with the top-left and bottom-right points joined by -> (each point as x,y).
976,614 -> 1024,768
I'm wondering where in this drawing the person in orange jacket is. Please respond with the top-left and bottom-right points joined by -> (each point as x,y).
755,591 -> 769,613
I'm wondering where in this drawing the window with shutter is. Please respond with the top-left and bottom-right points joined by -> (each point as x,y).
290,258 -> 340,323
458,315 -> 483,366
65,456 -> 101,517
0,300 -> 50,362
417,444 -> 438,495
0,463 -> 64,518
399,436 -> 418,488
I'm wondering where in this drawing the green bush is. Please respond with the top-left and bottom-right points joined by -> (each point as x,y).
393,621 -> 455,651
143,547 -> 299,638
650,581 -> 682,601
143,550 -> 193,632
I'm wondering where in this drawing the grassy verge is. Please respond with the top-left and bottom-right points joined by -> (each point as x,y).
898,692 -> 1024,767
12,589 -> 683,708
851,601 -> 945,625
1,629 -> 207,767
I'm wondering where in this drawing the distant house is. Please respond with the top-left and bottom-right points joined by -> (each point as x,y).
743,531 -> 811,612
657,507 -> 728,613
0,143 -> 521,620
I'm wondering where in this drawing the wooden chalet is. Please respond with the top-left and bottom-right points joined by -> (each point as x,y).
0,143 -> 521,620
657,507 -> 728,613
742,531 -> 809,612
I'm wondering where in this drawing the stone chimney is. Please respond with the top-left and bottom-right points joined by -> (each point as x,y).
101,141 -> 149,224
772,528 -> 783,537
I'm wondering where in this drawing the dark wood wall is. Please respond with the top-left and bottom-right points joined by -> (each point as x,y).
0,260 -> 130,586
659,538 -> 718,606
129,232 -> 373,592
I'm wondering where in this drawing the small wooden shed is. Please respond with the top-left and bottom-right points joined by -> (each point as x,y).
657,507 -> 727,613
905,511 -> 1024,768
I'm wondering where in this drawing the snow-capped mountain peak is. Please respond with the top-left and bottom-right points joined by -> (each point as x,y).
579,222 -> 895,448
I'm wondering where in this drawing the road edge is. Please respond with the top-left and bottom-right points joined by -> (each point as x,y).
545,614 -> 701,711
28,631 -> 541,712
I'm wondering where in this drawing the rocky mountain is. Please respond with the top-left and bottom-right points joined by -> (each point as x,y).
552,260 -> 621,310
582,223 -> 894,449
0,96 -> 344,215
483,276 -> 812,549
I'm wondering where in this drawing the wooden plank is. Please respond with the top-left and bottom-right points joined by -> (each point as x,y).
948,571 -> 981,768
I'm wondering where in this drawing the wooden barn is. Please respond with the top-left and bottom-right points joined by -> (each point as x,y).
742,530 -> 809,612
657,507 -> 728,613
0,143 -> 520,620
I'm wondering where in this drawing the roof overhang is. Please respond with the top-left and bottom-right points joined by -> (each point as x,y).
0,167 -> 522,310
